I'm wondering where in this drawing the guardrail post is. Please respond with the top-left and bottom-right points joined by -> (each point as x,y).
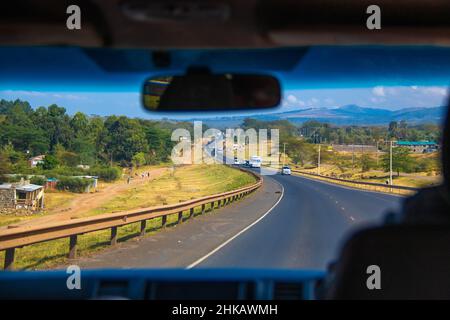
201,204 -> 205,214
210,201 -> 215,211
161,215 -> 167,228
140,220 -> 146,236
4,248 -> 15,270
178,211 -> 183,224
68,235 -> 77,259
110,226 -> 118,245
189,207 -> 194,218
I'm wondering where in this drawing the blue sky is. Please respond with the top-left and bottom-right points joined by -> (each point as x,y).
1,46 -> 449,119
0,85 -> 448,120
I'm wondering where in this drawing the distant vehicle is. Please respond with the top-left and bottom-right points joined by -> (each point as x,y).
281,166 -> 291,175
233,157 -> 240,165
249,156 -> 262,168
244,160 -> 250,167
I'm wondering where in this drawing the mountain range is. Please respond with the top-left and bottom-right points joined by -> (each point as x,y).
196,105 -> 446,128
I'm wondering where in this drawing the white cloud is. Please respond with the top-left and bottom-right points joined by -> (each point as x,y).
324,98 -> 334,105
1,90 -> 46,97
286,94 -> 297,104
372,86 -> 385,97
308,98 -> 319,106
421,87 -> 448,96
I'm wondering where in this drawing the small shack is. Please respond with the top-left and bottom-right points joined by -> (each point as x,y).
45,177 -> 58,190
73,176 -> 99,193
395,141 -> 439,153
0,179 -> 44,211
29,155 -> 45,167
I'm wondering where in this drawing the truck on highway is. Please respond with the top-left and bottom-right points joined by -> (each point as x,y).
249,156 -> 262,168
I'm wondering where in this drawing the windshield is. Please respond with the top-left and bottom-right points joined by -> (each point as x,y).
0,46 -> 448,273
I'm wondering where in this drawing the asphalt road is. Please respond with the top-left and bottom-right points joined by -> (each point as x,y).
71,169 -> 403,271
195,172 -> 402,270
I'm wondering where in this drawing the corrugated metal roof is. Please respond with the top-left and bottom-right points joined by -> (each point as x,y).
396,141 -> 437,146
15,184 -> 43,192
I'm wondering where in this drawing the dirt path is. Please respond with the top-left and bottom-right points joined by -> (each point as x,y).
5,167 -> 168,228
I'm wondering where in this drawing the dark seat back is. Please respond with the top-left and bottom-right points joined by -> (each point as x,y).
325,225 -> 450,299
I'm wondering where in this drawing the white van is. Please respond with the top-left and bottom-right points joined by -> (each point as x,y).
249,156 -> 262,168
281,166 -> 291,175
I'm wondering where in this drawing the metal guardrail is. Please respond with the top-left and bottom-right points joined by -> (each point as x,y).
0,168 -> 262,270
291,169 -> 419,194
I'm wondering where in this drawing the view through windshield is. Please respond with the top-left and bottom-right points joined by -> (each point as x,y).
0,46 -> 448,273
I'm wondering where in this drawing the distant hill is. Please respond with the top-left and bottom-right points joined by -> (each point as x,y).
195,105 -> 446,127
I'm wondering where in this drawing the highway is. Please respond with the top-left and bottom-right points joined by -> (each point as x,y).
73,168 -> 403,271
194,172 -> 402,270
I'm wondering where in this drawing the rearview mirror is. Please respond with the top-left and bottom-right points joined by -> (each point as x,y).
142,68 -> 281,112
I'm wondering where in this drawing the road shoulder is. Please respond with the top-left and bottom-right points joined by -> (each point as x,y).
57,176 -> 282,269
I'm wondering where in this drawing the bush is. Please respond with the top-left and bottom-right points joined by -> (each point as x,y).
88,166 -> 121,182
30,176 -> 46,186
1,174 -> 26,183
56,177 -> 93,193
44,166 -> 85,177
39,155 -> 59,170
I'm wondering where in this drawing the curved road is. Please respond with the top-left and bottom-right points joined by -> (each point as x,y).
72,168 -> 403,271
195,172 -> 402,270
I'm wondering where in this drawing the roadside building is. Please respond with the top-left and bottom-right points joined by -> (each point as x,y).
331,144 -> 378,153
0,179 -> 44,211
45,177 -> 58,190
73,176 -> 99,193
395,141 -> 439,153
29,155 -> 45,167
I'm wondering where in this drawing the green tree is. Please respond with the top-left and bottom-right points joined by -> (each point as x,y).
105,116 -> 148,164
55,144 -> 80,167
360,153 -> 375,172
33,104 -> 74,151
388,121 -> 398,139
40,155 -> 59,170
382,146 -> 414,176
284,137 -> 316,166
132,152 -> 146,168
0,153 -> 10,175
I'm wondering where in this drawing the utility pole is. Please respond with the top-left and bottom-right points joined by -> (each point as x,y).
214,138 -> 217,163
376,140 -> 379,166
389,140 -> 393,186
351,142 -> 355,173
318,144 -> 321,175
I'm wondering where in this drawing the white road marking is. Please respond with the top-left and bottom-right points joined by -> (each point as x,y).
292,173 -> 405,199
186,181 -> 285,269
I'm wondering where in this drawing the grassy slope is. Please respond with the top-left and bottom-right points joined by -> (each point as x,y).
86,164 -> 255,216
0,165 -> 256,270
289,151 -> 442,189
